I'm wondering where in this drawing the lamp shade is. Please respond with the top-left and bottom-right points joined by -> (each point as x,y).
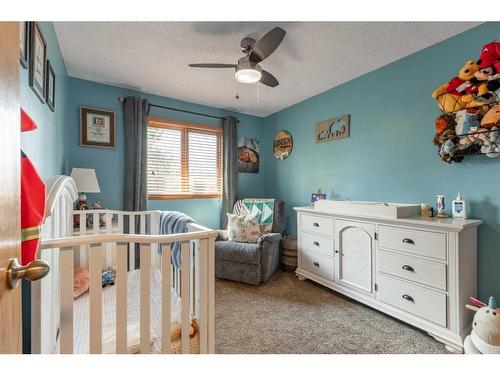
70,168 -> 101,193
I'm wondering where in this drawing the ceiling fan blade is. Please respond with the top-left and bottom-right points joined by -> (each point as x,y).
188,63 -> 236,68
260,70 -> 279,87
250,27 -> 286,64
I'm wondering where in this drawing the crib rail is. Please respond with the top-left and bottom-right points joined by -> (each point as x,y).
72,209 -> 162,270
32,225 -> 217,354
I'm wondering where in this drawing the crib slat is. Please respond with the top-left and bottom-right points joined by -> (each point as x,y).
199,238 -> 208,354
30,278 -> 42,354
150,213 -> 159,269
140,243 -> 151,353
79,212 -> 87,267
140,214 -> 146,234
116,242 -> 128,354
59,246 -> 74,354
129,215 -> 136,270
181,241 -> 190,354
161,243 -> 171,354
105,213 -> 113,267
207,236 -> 215,354
89,243 -> 103,354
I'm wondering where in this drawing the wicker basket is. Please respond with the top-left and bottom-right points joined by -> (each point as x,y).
280,235 -> 297,273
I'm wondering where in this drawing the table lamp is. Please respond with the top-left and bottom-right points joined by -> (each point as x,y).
70,168 -> 101,210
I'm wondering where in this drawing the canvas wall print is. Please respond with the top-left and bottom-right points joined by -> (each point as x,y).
238,137 -> 259,173
80,107 -> 116,148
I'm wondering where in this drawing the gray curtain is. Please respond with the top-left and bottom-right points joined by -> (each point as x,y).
123,96 -> 149,211
221,115 -> 238,229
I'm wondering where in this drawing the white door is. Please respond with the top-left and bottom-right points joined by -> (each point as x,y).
335,219 -> 375,294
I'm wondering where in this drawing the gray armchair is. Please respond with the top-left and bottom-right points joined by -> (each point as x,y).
215,199 -> 285,286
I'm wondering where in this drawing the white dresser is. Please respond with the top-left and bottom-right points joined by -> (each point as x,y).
294,201 -> 482,352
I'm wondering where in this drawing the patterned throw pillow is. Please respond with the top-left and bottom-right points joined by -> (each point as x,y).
234,199 -> 275,234
226,213 -> 261,243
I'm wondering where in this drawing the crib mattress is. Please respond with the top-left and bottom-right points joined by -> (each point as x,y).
57,268 -> 199,354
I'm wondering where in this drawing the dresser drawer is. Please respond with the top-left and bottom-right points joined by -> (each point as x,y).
301,249 -> 334,281
301,214 -> 334,236
378,274 -> 446,327
378,250 -> 447,290
378,226 -> 446,261
300,231 -> 334,256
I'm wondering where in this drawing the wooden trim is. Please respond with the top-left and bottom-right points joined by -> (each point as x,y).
148,116 -> 222,133
148,193 -> 222,200
147,116 -> 223,198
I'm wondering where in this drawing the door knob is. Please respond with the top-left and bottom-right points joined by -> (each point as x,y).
6,258 -> 50,289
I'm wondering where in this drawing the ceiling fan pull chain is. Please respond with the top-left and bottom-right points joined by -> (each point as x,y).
257,82 -> 260,104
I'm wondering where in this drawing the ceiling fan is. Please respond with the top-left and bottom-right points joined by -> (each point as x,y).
188,27 -> 286,87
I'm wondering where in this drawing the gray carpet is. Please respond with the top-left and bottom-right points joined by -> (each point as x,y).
215,270 -> 449,354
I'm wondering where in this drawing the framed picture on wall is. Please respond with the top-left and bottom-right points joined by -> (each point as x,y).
46,60 -> 55,112
80,107 -> 116,148
29,22 -> 47,103
19,21 -> 29,68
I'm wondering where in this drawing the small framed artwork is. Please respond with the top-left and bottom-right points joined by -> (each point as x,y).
45,60 -> 55,111
19,21 -> 29,68
29,22 -> 47,103
80,107 -> 116,148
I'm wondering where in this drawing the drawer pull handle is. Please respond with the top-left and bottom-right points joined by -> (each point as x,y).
313,241 -> 320,246
402,265 -> 415,272
313,261 -> 320,267
402,294 -> 414,303
313,223 -> 320,227
402,238 -> 415,245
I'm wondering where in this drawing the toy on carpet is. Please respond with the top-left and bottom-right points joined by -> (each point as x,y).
464,296 -> 500,354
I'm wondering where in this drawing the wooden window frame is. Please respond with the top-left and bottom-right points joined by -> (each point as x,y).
147,116 -> 223,200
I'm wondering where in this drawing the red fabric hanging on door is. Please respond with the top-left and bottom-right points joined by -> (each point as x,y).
20,109 -> 46,265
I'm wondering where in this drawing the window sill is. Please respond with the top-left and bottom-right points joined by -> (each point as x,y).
148,194 -> 222,200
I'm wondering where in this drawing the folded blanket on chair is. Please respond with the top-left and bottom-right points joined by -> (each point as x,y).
159,211 -> 196,268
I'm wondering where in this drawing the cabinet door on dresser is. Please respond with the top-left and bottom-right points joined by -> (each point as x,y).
334,219 -> 375,294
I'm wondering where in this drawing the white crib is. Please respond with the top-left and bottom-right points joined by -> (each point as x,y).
30,175 -> 216,354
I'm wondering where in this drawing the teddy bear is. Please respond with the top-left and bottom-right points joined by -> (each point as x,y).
464,296 -> 500,354
477,41 -> 500,74
432,60 -> 485,113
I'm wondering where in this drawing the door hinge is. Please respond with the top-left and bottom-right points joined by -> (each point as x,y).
374,232 -> 378,240
374,283 -> 378,291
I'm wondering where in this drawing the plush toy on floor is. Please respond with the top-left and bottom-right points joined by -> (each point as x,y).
464,296 -> 500,354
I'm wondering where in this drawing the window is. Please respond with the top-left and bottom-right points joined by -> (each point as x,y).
147,117 -> 223,199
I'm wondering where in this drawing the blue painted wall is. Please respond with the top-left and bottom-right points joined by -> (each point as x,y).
21,22 -> 69,179
262,22 -> 500,300
67,78 -> 266,229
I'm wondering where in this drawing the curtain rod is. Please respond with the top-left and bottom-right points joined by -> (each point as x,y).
118,96 -> 234,121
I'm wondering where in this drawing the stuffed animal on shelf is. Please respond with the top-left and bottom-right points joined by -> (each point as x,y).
474,66 -> 500,101
464,296 -> 500,354
481,104 -> 500,129
432,60 -> 485,113
455,109 -> 480,135
477,41 -> 500,74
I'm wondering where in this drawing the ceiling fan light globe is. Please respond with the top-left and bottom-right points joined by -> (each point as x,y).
235,68 -> 262,84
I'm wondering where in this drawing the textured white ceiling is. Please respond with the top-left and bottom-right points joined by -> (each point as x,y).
54,22 -> 481,117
